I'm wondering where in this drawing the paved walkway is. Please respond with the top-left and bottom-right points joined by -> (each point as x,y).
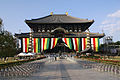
3,58 -> 120,80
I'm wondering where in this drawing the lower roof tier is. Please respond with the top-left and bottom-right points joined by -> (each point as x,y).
15,32 -> 105,39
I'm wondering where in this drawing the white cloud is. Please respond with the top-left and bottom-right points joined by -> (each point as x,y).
107,10 -> 120,18
100,10 -> 120,41
101,20 -> 110,24
101,19 -> 116,24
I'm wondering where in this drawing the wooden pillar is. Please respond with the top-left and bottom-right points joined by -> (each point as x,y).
28,28 -> 33,52
86,29 -> 90,48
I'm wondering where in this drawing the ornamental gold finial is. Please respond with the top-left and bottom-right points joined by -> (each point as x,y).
66,12 -> 68,15
50,12 -> 53,15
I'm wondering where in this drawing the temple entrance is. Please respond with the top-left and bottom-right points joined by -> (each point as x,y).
44,38 -> 75,54
44,27 -> 75,54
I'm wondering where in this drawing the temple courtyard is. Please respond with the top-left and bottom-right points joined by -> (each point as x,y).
0,57 -> 120,80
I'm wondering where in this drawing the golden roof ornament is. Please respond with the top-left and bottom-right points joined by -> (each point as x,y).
50,12 -> 53,15
66,12 -> 68,15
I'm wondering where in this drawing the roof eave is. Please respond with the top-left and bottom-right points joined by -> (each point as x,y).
25,21 -> 94,24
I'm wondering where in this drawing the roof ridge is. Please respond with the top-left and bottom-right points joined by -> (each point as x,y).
67,15 -> 93,21
31,15 -> 52,20
52,14 -> 67,16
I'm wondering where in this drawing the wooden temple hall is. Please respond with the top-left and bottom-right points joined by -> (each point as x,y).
15,12 -> 105,54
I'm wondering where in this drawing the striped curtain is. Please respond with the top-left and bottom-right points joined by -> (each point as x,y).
22,38 -> 59,53
72,38 -> 82,52
81,38 -> 87,50
50,38 -> 59,49
62,38 -> 72,49
22,37 -> 100,53
62,38 -> 82,52
62,38 -> 100,52
23,38 -> 30,52
41,38 -> 50,52
91,38 -> 100,52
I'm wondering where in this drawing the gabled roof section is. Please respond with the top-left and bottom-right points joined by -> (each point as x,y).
25,14 -> 94,24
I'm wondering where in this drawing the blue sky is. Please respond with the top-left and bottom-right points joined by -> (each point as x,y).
0,0 -> 120,42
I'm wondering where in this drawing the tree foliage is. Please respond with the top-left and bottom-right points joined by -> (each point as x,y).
114,41 -> 120,45
0,18 -> 2,32
0,19 -> 17,58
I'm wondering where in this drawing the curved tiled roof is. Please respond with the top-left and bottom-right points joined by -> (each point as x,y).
15,32 -> 105,38
25,14 -> 94,24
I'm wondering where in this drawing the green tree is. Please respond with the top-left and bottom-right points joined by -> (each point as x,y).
0,18 -> 2,32
0,18 -> 2,26
115,41 -> 120,45
0,19 -> 17,60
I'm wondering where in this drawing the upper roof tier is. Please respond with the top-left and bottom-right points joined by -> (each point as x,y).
25,14 -> 94,24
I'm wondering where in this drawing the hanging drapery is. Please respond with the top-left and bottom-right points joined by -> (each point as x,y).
22,37 -> 99,53
22,38 -> 59,53
72,38 -> 79,51
82,38 -> 87,50
23,38 -> 29,52
62,38 -> 72,49
62,38 -> 82,52
50,38 -> 59,49
41,38 -> 50,52
91,38 -> 100,52
62,38 -> 100,52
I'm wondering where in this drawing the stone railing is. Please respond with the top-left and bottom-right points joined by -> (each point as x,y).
94,63 -> 120,75
0,57 -> 55,78
67,57 -> 120,75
